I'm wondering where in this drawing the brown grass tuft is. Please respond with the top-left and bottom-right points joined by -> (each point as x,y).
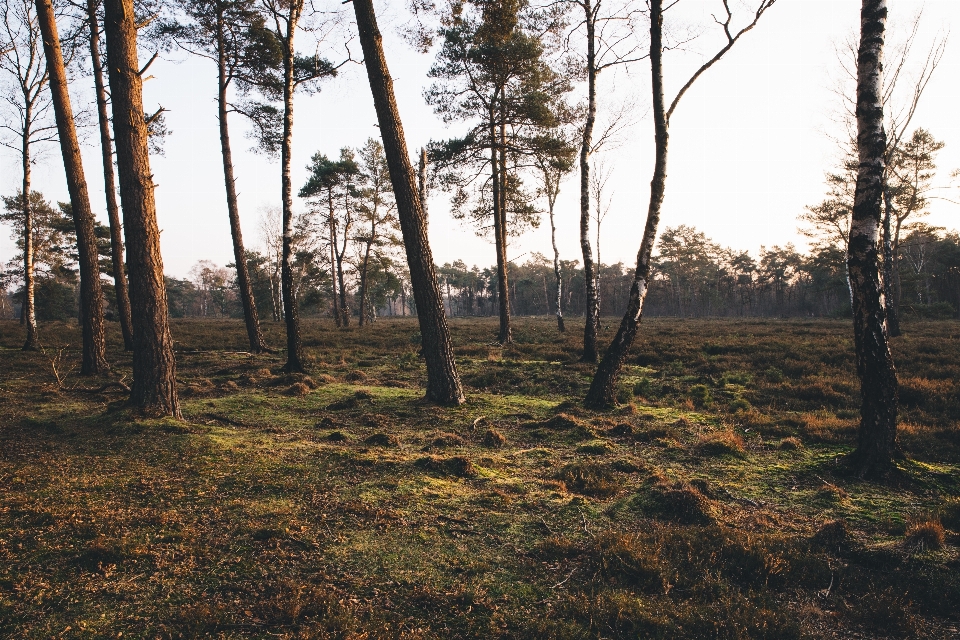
904,516 -> 945,551
345,370 -> 367,382
481,428 -> 506,448
810,519 -> 848,548
364,432 -> 399,447
556,462 -> 619,498
695,430 -> 746,457
285,382 -> 310,397
633,479 -> 717,525
778,436 -> 803,450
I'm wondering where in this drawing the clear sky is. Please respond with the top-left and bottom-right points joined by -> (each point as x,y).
2,0 -> 958,278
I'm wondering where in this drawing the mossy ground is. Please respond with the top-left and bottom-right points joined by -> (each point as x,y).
0,317 -> 958,638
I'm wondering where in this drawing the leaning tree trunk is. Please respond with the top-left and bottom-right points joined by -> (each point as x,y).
579,0 -> 599,362
418,147 -> 428,222
217,14 -> 267,353
87,0 -> 133,351
584,0 -> 669,409
21,126 -> 38,349
882,182 -> 901,336
37,0 -> 108,375
847,0 -> 899,477
352,0 -> 464,405
278,6 -> 305,372
103,0 -> 180,417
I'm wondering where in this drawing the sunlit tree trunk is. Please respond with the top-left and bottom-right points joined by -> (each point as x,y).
36,0 -> 108,374
847,0 -> 899,476
215,9 -> 267,353
87,0 -> 133,351
103,0 -> 180,417
881,184 -> 900,336
21,124 -> 37,349
491,110 -> 511,344
352,0 -> 464,405
548,191 -> 564,332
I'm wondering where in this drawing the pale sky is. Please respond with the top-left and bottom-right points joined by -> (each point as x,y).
2,0 -> 959,278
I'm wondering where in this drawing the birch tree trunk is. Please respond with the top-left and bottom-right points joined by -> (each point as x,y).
847,0 -> 900,476
584,0 -> 667,409
216,10 -> 267,353
579,0 -> 599,362
549,191 -> 564,332
103,0 -> 180,417
351,0 -> 464,405
36,0 -> 108,375
87,0 -> 133,351
278,3 -> 305,372
21,124 -> 37,349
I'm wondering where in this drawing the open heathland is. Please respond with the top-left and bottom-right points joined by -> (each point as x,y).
0,317 -> 958,639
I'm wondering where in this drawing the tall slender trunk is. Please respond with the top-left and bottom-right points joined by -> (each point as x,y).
352,0 -> 464,405
21,121 -> 38,348
337,192 -> 350,326
358,212 -> 375,327
881,182 -> 900,335
216,11 -> 267,353
87,0 -> 133,351
490,110 -> 511,344
847,0 -> 899,476
36,0 -> 108,375
103,0 -> 180,417
585,0 -> 668,409
278,6 -> 304,372
548,197 -> 564,332
418,147 -> 428,222
580,0 -> 599,362
328,188 -> 341,326
496,116 -> 512,343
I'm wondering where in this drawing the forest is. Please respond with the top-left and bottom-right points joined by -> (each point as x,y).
1,0 -> 958,638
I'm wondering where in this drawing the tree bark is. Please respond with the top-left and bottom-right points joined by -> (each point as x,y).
584,0 -> 668,409
418,146 -> 428,222
579,0 -> 599,362
87,0 -> 133,351
216,9 -> 267,353
847,0 -> 899,477
36,0 -> 108,375
327,188 -> 341,327
103,0 -> 180,417
352,0 -> 464,405
278,4 -> 305,372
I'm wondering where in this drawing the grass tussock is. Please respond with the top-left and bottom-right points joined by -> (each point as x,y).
695,429 -> 746,458
904,515 -> 946,552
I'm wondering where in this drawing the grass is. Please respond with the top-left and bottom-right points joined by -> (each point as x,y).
0,316 -> 958,638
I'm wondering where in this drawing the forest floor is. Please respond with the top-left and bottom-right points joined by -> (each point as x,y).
0,316 -> 958,639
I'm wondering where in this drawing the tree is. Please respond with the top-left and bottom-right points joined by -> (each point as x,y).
353,138 -> 400,327
300,148 -> 360,326
0,0 -> 56,350
156,0 -> 282,353
427,0 -> 570,344
561,0 -> 644,361
103,0 -> 180,417
351,0 -> 464,405
533,127 -> 575,331
886,128 -> 945,322
84,0 -> 133,351
258,0 -> 340,372
846,0 -> 899,477
584,0 -> 776,409
35,0 -> 108,375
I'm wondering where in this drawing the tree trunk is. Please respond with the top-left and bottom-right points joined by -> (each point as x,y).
359,229 -> 373,327
584,0 -> 669,409
21,125 -> 38,349
87,0 -> 133,351
36,0 -> 108,375
846,0 -> 899,477
103,0 -> 180,417
351,0 -> 464,405
495,116 -> 512,344
548,196 -> 564,332
418,147 -> 428,222
278,5 -> 305,372
579,0 -> 599,362
216,11 -> 267,354
328,189 -> 341,327
882,181 -> 901,336
337,194 -> 350,327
